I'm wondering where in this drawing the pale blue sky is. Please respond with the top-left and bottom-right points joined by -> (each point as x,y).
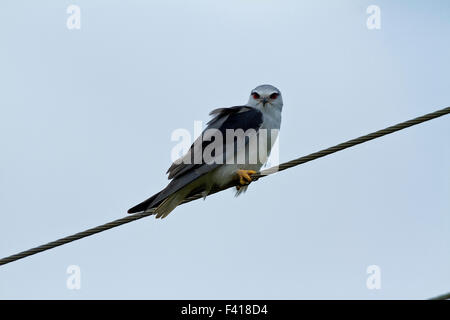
0,0 -> 449,299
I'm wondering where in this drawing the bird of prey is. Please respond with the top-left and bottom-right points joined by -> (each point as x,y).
128,84 -> 283,218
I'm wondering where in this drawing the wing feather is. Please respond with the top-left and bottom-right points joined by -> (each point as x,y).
128,105 -> 263,213
167,106 -> 263,180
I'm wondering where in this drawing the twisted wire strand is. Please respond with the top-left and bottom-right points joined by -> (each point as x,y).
0,106 -> 449,267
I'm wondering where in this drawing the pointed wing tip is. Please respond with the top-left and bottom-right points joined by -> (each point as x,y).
127,207 -> 138,214
127,201 -> 148,214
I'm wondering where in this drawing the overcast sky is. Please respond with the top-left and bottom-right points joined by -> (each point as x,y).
1,0 -> 449,299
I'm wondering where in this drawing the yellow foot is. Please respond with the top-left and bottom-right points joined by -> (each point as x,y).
236,169 -> 256,187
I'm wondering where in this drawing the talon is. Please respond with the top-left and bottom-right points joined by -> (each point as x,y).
236,169 -> 256,186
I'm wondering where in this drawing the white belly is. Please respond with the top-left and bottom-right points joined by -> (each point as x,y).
210,128 -> 279,188
208,108 -> 281,189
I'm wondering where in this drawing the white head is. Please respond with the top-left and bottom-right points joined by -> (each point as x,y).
247,84 -> 283,112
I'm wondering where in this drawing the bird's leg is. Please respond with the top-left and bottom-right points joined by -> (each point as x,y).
235,169 -> 256,189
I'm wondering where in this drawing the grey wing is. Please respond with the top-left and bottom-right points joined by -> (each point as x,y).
166,106 -> 263,180
127,106 -> 263,213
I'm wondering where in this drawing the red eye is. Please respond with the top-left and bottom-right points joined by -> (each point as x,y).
252,92 -> 260,99
270,93 -> 279,99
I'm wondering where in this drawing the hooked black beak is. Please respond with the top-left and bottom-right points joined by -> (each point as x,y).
262,97 -> 269,106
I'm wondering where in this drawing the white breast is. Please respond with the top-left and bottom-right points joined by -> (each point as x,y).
209,106 -> 282,188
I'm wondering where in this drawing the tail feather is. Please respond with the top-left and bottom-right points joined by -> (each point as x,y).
128,171 -> 205,217
154,190 -> 186,219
